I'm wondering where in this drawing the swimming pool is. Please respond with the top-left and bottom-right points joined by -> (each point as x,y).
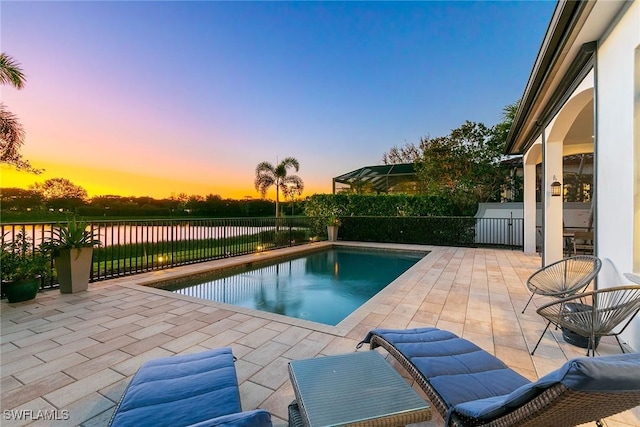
163,247 -> 426,325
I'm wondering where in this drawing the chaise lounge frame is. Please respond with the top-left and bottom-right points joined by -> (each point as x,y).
368,333 -> 640,427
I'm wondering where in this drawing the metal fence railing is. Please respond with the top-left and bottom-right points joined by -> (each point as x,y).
1,217 -> 315,290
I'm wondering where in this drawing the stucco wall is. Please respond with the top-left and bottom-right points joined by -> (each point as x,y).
596,0 -> 639,350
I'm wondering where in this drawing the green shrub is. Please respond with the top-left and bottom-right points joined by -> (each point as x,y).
339,216 -> 476,246
304,194 -> 462,217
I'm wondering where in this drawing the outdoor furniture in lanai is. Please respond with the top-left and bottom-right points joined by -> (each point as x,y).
534,285 -> 640,356
562,231 -> 575,256
287,351 -> 431,427
359,327 -> 640,427
522,255 -> 601,313
572,230 -> 594,255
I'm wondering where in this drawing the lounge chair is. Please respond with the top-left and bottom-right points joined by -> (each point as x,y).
358,327 -> 640,427
108,347 -> 272,427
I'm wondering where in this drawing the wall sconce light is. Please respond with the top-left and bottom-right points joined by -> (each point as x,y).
551,176 -> 562,197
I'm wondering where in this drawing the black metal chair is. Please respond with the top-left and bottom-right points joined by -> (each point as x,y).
533,285 -> 640,356
522,255 -> 601,313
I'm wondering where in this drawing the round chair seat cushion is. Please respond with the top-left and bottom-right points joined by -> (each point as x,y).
562,327 -> 600,349
559,302 -> 601,349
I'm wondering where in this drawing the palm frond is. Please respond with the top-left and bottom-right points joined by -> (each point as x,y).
254,174 -> 276,197
0,104 -> 40,173
280,157 -> 300,172
281,175 -> 304,193
0,103 -> 25,155
255,161 -> 275,175
0,53 -> 26,89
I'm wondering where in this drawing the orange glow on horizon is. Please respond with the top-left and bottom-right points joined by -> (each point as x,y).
0,161 -> 328,201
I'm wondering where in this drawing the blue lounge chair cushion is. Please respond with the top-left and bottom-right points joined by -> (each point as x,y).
186,410 -> 273,427
453,353 -> 640,421
362,328 -> 530,407
362,327 -> 640,424
109,347 -> 272,427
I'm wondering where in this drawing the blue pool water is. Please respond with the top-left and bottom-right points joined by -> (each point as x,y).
167,248 -> 426,325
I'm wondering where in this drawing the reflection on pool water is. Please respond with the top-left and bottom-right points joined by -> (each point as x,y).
164,247 -> 427,326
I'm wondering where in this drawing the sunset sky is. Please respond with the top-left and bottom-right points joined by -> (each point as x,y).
1,1 -> 555,200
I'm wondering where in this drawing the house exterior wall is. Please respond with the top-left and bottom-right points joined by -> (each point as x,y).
595,0 -> 639,350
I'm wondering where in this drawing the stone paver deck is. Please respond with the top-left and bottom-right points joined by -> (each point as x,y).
1,242 -> 638,426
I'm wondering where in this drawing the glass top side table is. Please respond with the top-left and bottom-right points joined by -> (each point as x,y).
288,351 -> 431,427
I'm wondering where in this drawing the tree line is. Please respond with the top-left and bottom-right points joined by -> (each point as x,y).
1,154 -> 309,220
0,182 -> 291,220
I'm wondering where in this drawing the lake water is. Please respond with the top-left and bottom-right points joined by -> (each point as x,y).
1,224 -> 277,247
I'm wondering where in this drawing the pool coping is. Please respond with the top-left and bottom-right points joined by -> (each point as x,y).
110,241 -> 438,337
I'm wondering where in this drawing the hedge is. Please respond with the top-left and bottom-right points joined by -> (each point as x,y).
338,216 -> 476,246
303,193 -> 469,236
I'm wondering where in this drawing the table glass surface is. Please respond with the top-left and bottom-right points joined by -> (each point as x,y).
288,351 -> 430,426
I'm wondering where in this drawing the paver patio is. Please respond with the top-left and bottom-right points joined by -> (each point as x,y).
1,242 -> 638,426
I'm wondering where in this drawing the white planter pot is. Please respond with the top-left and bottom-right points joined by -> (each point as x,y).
55,247 -> 93,294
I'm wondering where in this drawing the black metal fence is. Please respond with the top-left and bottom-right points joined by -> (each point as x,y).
1,216 -> 523,292
1,217 -> 315,290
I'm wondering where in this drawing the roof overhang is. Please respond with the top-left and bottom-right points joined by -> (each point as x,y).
505,0 -> 629,155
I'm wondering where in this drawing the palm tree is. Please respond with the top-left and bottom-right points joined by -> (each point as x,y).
254,157 -> 304,217
0,52 -> 39,173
